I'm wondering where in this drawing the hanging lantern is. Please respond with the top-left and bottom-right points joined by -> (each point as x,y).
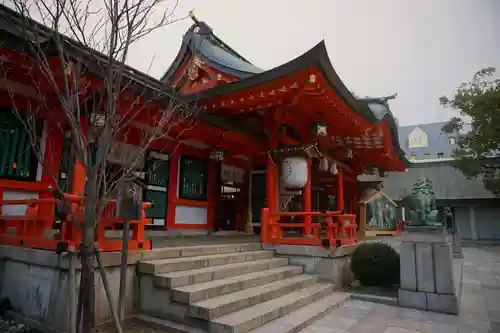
311,122 -> 328,137
345,148 -> 353,160
210,149 -> 224,161
281,157 -> 308,189
319,158 -> 329,171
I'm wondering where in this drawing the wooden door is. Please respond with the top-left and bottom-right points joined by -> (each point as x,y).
251,173 -> 267,228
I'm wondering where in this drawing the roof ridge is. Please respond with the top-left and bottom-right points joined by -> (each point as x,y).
187,11 -> 253,65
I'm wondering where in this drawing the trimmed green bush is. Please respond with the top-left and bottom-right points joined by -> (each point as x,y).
350,242 -> 400,287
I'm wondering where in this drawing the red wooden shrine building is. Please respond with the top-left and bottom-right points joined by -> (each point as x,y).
0,8 -> 408,250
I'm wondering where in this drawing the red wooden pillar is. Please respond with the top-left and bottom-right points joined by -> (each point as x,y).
302,159 -> 312,235
264,116 -> 278,243
39,121 -> 63,226
63,117 -> 87,244
72,118 -> 88,197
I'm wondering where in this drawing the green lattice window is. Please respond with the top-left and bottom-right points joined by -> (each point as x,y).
0,109 -> 41,181
144,156 -> 169,220
178,156 -> 208,201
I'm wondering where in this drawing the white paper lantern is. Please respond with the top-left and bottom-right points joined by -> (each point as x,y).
281,157 -> 308,189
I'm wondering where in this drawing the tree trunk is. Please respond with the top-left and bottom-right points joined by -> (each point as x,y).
81,175 -> 97,333
118,219 -> 129,324
95,249 -> 123,333
80,225 -> 96,333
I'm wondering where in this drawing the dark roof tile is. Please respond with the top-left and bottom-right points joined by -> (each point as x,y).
162,22 -> 262,83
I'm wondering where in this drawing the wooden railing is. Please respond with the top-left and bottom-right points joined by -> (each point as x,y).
260,208 -> 357,247
0,195 -> 152,252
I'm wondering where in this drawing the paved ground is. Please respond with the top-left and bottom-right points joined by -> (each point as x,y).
299,247 -> 500,333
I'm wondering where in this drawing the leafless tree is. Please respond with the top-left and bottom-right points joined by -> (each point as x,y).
0,0 -> 193,332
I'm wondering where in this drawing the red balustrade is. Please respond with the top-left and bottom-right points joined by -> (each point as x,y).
0,195 -> 152,251
260,208 -> 357,247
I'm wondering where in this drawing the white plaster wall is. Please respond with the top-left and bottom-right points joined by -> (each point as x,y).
174,205 -> 208,225
36,120 -> 48,182
1,190 -> 39,216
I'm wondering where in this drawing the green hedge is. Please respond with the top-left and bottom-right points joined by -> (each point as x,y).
351,242 -> 400,287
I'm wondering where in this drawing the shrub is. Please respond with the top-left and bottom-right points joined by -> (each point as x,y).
350,242 -> 400,287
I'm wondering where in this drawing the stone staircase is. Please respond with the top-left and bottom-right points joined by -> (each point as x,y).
138,243 -> 350,333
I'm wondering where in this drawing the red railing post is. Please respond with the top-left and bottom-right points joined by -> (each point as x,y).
325,215 -> 334,245
261,208 -> 269,244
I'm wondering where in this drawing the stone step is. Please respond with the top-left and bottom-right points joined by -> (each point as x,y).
153,258 -> 290,289
131,314 -> 205,333
188,275 -> 318,321
172,265 -> 304,304
141,243 -> 262,261
209,283 -> 335,333
139,250 -> 275,274
247,292 -> 351,333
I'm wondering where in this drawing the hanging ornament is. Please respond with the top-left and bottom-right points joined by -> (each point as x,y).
330,163 -> 338,175
311,122 -> 328,137
345,148 -> 353,160
209,149 -> 224,161
319,158 -> 329,171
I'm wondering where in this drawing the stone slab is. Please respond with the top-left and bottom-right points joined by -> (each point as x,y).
0,245 -> 142,269
433,243 -> 454,295
351,293 -> 398,306
415,243 -> 435,293
398,289 -> 427,310
452,233 -> 464,258
426,292 -> 458,315
402,229 -> 451,244
269,244 -> 357,258
399,242 -> 417,291
453,258 -> 463,299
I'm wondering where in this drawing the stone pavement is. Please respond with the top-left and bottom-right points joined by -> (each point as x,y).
299,247 -> 500,333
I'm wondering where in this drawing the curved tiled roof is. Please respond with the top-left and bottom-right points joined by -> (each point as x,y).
189,33 -> 263,75
180,41 -> 410,168
161,22 -> 263,83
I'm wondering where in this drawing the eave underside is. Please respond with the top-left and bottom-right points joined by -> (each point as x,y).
182,42 -> 409,172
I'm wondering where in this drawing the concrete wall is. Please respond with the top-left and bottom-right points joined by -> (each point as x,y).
262,244 -> 356,289
454,207 -> 472,239
454,206 -> 500,243
476,207 -> 500,240
359,161 -> 497,201
0,246 -> 141,332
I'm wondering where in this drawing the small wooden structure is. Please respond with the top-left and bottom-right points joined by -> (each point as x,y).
357,190 -> 399,238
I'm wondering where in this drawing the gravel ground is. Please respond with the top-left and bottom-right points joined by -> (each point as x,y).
0,317 -> 174,333
0,317 -> 38,333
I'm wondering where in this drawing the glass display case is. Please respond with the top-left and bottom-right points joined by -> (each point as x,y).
358,191 -> 399,237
